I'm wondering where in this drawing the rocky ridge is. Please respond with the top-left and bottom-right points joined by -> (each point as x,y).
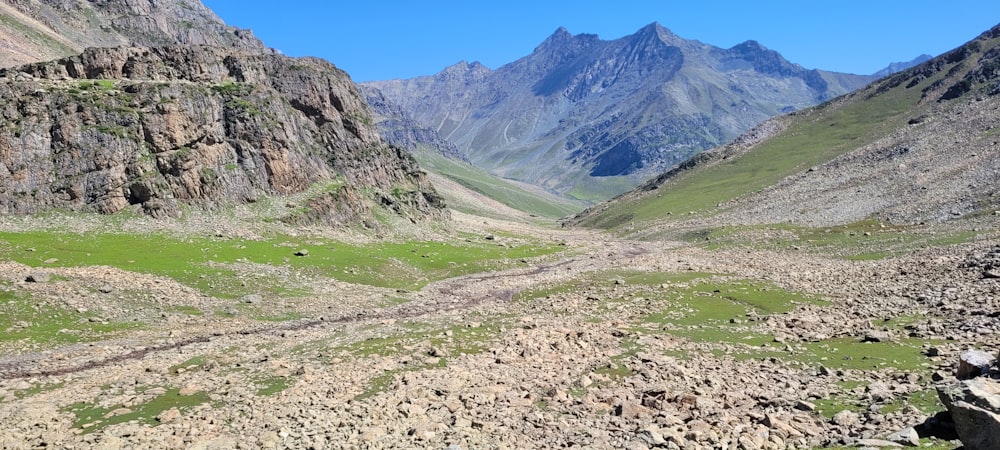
0,45 -> 445,224
362,84 -> 467,161
571,24 -> 1000,231
0,0 -> 267,68
365,23 -> 877,199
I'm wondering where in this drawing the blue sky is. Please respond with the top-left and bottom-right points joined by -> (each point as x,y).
202,1 -> 1000,82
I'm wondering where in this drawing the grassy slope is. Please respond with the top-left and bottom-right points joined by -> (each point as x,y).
0,229 -> 563,297
413,148 -> 585,219
574,69 -> 941,231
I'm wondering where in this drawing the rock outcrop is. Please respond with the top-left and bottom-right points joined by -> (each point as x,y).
0,0 -> 268,68
0,46 -> 445,224
937,377 -> 1000,450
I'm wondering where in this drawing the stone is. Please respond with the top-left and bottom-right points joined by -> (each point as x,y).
242,294 -> 263,304
863,330 -> 892,343
157,407 -> 182,423
794,400 -> 816,411
937,378 -> 1000,450
763,414 -> 803,438
886,427 -> 920,447
294,249 -> 310,257
25,271 -> 50,283
831,410 -> 860,427
856,439 -> 904,447
615,402 -> 652,419
957,349 -> 995,379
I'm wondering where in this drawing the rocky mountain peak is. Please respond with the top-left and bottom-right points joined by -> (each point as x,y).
633,22 -> 680,44
726,39 -> 805,77
531,26 -> 601,59
436,60 -> 491,82
365,22 -> 876,199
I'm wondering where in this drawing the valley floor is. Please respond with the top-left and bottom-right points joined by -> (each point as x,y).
0,211 -> 997,449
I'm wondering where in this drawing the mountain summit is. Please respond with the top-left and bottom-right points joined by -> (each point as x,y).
573,24 -> 1000,231
365,23 -> 877,200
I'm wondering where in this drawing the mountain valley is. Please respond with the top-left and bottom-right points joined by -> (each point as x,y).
365,23 -> 884,201
0,2 -> 997,449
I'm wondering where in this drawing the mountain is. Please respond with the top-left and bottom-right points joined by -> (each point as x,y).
0,0 -> 267,68
361,85 -> 466,162
872,54 -> 934,78
572,24 -> 1000,232
364,23 -> 877,201
0,1 -> 446,226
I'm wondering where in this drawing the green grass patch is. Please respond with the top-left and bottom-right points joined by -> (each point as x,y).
643,278 -> 827,329
337,321 -> 500,358
166,306 -> 203,316
882,388 -> 941,415
0,286 -> 138,347
168,356 -> 209,375
66,388 -> 212,433
354,357 -> 449,401
515,269 -> 715,303
11,382 -> 65,400
255,376 -> 293,396
413,149 -> 584,219
0,231 -> 563,298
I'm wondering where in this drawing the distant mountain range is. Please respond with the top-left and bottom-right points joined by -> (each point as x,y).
872,54 -> 934,78
573,24 -> 1000,230
365,23 -> 916,201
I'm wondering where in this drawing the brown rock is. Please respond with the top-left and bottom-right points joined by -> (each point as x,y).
157,407 -> 182,423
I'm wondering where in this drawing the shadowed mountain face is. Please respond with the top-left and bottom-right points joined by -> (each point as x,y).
365,23 -> 877,200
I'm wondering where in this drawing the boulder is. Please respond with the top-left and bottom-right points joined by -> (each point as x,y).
886,426 -> 920,446
25,271 -> 50,283
937,378 -> 1000,450
957,349 -> 995,379
831,409 -> 860,427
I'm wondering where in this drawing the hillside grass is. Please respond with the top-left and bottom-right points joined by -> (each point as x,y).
577,74 -> 936,230
413,150 -> 584,219
685,220 -> 977,260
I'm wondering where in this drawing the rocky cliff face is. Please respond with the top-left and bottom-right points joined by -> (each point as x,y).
365,23 -> 878,200
0,0 -> 267,68
0,46 -> 445,224
361,85 -> 466,161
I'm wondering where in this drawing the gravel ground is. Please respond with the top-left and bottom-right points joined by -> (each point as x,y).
0,211 -> 996,449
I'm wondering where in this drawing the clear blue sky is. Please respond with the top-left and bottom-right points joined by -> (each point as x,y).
202,0 -> 1000,82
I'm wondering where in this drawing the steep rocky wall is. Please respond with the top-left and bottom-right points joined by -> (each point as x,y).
0,46 -> 445,224
0,0 -> 267,68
